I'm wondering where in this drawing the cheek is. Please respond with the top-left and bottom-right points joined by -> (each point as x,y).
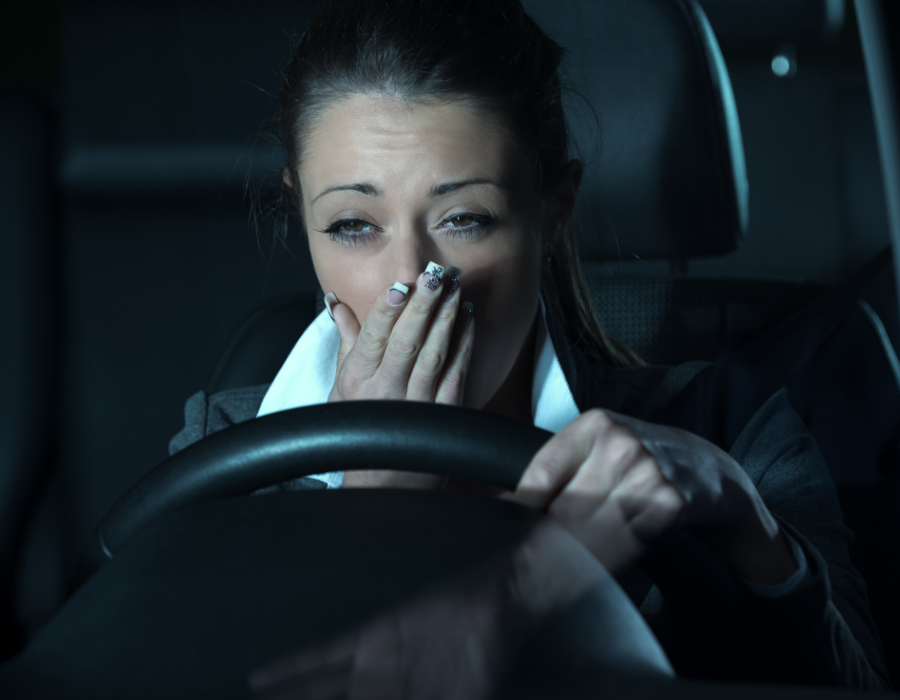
468,224 -> 541,321
458,230 -> 543,404
307,236 -> 387,322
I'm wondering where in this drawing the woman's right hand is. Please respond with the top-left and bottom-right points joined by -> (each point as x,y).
328,262 -> 474,406
326,263 -> 475,489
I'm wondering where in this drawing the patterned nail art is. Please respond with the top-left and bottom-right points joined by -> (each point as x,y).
423,261 -> 444,291
444,266 -> 461,296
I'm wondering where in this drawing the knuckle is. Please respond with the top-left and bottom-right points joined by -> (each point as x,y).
441,365 -> 465,390
387,333 -> 419,364
614,436 -> 643,463
625,458 -> 661,489
336,374 -> 363,398
357,326 -> 388,355
655,485 -> 685,514
582,408 -> 613,433
408,293 -> 435,315
434,303 -> 456,325
523,459 -> 559,491
409,373 -> 434,395
417,347 -> 445,375
375,292 -> 403,318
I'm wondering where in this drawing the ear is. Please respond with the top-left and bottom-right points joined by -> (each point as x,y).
282,167 -> 294,189
545,159 -> 583,246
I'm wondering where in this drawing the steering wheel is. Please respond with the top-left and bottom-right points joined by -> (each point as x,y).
2,402 -> 680,700
69,401 -> 553,592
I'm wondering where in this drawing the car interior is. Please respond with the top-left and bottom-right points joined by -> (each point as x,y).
1,0 -> 899,697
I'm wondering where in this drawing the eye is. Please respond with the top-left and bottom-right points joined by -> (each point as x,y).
342,220 -> 368,232
316,218 -> 381,245
448,214 -> 475,227
440,212 -> 497,239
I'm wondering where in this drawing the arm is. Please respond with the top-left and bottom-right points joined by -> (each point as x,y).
727,389 -> 892,689
511,388 -> 891,689
641,390 -> 890,688
168,384 -> 270,456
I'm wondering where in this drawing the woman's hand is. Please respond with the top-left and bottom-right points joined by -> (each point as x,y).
328,263 -> 473,406
327,263 -> 474,489
511,409 -> 800,585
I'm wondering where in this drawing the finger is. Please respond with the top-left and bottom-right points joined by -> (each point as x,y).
339,282 -> 410,380
513,409 -> 620,512
434,300 -> 474,406
377,261 -> 446,386
327,294 -> 362,373
546,427 -> 650,524
407,267 -> 462,401
623,484 -> 685,544
609,460 -> 685,537
573,495 -> 648,572
248,633 -> 357,691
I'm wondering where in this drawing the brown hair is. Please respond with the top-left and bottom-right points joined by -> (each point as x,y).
267,0 -> 643,367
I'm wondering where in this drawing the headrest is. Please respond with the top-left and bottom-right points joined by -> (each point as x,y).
699,0 -> 845,48
62,0 -> 746,261
524,0 -> 748,261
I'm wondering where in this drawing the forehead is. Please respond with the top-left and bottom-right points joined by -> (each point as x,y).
299,94 -> 522,192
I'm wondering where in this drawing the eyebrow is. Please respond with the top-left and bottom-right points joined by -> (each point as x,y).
310,178 -> 505,205
428,179 -> 506,197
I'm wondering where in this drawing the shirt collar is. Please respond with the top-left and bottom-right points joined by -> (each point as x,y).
532,298 -> 583,432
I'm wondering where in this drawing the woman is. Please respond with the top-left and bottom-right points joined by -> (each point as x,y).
170,0 -> 890,689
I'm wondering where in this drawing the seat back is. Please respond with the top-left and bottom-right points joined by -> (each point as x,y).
0,91 -> 57,654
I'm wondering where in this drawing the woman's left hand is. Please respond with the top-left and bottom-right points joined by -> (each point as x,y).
510,409 -> 800,585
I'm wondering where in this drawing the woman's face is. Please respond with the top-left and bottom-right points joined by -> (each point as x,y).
295,94 -> 549,410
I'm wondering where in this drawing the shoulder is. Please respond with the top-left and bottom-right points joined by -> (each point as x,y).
168,384 -> 269,456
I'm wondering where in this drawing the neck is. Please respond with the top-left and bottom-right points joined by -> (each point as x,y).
481,320 -> 537,425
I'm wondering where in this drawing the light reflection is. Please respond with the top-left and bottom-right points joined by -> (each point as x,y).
248,520 -> 673,699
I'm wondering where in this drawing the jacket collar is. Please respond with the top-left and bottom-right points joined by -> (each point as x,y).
539,290 -> 601,414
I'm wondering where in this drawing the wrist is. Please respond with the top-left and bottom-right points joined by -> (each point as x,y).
706,520 -> 799,585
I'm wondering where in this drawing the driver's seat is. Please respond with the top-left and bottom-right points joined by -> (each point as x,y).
197,0 -> 900,685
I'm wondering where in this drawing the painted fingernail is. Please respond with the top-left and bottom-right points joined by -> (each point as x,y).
462,300 -> 473,315
444,266 -> 461,296
324,292 -> 339,321
388,282 -> 409,305
421,261 -> 444,293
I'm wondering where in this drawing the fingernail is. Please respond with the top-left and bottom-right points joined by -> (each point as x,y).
462,300 -> 473,315
444,266 -> 461,296
421,261 -> 444,293
388,282 -> 409,305
324,292 -> 338,321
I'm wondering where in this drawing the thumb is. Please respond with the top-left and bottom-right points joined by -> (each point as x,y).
326,292 -> 361,371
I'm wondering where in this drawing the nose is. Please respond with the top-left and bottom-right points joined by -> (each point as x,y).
389,225 -> 438,286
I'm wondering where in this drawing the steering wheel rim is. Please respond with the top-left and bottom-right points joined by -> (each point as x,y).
69,401 -> 554,594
